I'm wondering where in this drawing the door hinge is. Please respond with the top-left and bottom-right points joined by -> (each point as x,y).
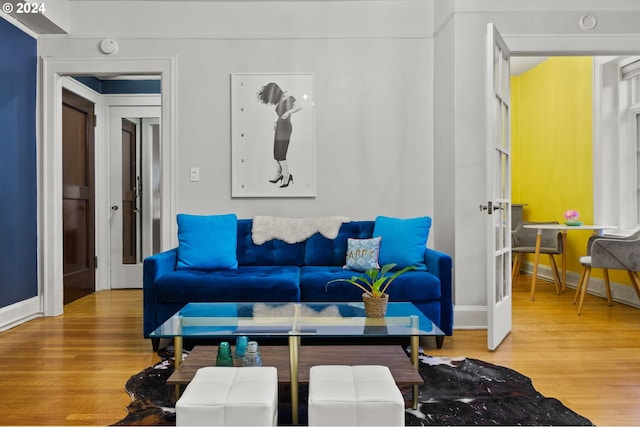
94,115 -> 97,127
94,256 -> 98,269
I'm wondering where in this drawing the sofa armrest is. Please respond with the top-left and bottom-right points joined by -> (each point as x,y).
425,248 -> 453,335
144,248 -> 178,281
143,248 -> 178,337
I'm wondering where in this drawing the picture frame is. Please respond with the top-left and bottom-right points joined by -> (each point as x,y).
231,73 -> 315,198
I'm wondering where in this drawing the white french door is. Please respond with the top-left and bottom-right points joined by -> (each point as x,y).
109,105 -> 161,289
485,23 -> 512,350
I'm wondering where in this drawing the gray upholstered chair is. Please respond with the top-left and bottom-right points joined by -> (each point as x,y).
511,221 -> 563,297
574,230 -> 640,315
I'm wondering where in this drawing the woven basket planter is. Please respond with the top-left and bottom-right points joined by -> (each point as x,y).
362,293 -> 389,318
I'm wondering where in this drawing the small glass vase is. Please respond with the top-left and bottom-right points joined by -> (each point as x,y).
242,341 -> 263,367
235,336 -> 248,359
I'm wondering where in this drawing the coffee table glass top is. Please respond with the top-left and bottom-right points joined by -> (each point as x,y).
150,302 -> 443,338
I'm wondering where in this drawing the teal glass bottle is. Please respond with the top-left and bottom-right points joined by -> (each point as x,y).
216,341 -> 233,367
235,336 -> 248,359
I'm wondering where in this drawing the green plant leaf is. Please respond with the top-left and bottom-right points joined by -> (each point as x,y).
380,264 -> 396,276
326,262 -> 415,299
327,276 -> 373,296
380,265 -> 417,294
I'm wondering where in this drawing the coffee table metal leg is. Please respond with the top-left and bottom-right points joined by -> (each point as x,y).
411,335 -> 419,409
289,335 -> 300,425
174,336 -> 184,399
174,336 -> 183,366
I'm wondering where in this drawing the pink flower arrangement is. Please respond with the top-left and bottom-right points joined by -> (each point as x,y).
563,209 -> 580,221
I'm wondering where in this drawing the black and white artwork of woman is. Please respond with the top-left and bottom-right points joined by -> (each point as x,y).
257,82 -> 301,188
231,74 -> 315,197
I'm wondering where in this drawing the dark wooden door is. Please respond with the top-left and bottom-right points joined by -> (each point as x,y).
121,119 -> 138,264
62,89 -> 96,304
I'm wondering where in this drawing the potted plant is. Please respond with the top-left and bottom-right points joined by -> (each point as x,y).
327,263 -> 416,318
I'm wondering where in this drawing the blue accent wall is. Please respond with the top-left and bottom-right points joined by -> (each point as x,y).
72,76 -> 161,94
0,17 -> 38,308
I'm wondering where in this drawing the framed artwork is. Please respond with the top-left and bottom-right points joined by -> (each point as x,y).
231,73 -> 315,197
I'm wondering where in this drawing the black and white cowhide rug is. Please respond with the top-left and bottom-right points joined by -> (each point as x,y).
407,352 -> 593,426
113,347 -> 594,426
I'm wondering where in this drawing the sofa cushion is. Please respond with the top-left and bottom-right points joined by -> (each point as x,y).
176,213 -> 238,270
305,221 -> 375,266
373,216 -> 431,271
236,219 -> 306,266
300,266 -> 441,302
155,266 -> 301,303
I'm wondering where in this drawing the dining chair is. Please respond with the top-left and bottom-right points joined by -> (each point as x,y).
574,230 -> 640,315
511,221 -> 563,297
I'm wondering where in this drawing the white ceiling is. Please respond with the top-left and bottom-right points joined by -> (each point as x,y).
511,57 -> 548,75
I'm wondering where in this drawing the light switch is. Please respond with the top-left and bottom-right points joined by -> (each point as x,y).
190,167 -> 200,182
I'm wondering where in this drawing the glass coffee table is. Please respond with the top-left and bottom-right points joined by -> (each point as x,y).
150,301 -> 443,424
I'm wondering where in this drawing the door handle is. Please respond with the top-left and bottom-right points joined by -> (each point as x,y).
479,202 -> 504,214
111,205 -> 119,211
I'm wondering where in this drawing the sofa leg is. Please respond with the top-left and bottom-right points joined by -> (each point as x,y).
435,336 -> 445,349
151,338 -> 160,352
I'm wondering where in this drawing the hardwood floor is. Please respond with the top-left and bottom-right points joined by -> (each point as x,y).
429,278 -> 640,426
0,291 -> 158,426
0,278 -> 639,426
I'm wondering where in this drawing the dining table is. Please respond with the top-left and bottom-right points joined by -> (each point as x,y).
522,223 -> 616,300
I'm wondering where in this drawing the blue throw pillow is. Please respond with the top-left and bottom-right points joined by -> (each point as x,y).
176,213 -> 238,270
344,237 -> 381,272
373,216 -> 431,270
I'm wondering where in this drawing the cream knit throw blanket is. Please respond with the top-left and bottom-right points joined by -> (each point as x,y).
251,216 -> 350,245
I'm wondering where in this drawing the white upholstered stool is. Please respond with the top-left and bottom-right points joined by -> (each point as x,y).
176,366 -> 278,426
308,365 -> 405,426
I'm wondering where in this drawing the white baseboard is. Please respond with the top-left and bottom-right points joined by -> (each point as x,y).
453,305 -> 488,329
519,261 -> 640,309
0,297 -> 42,332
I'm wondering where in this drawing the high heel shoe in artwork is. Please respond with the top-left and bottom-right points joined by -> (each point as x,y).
279,174 -> 294,188
269,174 -> 283,184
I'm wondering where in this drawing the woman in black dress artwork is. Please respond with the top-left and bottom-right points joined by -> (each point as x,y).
257,82 -> 302,188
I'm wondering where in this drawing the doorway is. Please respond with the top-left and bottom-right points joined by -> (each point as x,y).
510,55 -> 640,303
61,88 -> 96,304
41,57 -> 176,318
510,56 -> 600,282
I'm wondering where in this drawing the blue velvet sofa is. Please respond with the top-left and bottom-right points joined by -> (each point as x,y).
143,218 -> 453,350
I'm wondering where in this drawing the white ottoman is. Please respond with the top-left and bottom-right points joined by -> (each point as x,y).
308,365 -> 405,426
176,366 -> 278,426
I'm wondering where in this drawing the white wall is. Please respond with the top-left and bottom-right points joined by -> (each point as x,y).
40,0 -> 436,224
433,0 -> 455,277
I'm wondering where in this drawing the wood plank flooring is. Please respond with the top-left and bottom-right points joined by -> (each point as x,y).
0,277 -> 638,425
0,291 -> 158,426
438,278 -> 640,426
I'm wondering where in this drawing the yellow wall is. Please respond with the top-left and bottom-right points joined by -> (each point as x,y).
511,57 -> 596,278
